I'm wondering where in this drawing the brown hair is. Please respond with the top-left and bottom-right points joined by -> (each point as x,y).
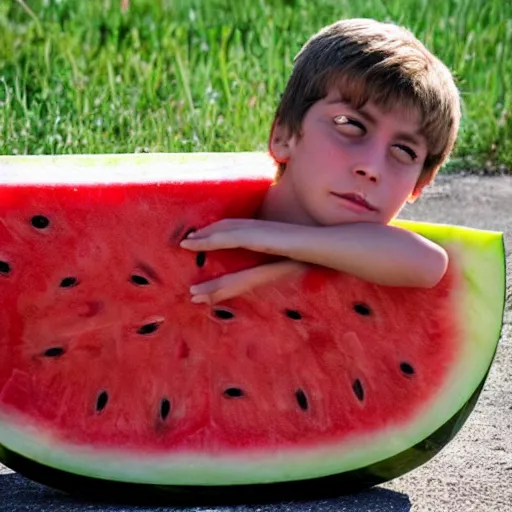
271,18 -> 461,195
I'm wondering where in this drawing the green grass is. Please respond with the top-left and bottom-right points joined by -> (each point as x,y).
0,0 -> 511,173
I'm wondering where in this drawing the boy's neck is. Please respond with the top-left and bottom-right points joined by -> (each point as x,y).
257,180 -> 319,226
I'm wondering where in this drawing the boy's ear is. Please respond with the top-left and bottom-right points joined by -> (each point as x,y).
406,192 -> 419,204
407,185 -> 424,203
268,119 -> 293,164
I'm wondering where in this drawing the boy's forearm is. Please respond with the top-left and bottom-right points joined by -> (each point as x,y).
264,222 -> 448,288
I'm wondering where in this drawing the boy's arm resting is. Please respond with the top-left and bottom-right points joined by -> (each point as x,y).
181,219 -> 448,289
190,259 -> 309,305
271,222 -> 448,288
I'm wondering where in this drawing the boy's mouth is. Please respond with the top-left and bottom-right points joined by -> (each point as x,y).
332,192 -> 377,212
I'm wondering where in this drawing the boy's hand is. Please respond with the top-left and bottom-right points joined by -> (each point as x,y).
179,218 -> 300,254
188,259 -> 308,305
180,219 -> 306,304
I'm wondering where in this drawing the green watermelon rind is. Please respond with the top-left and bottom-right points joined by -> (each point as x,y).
0,372 -> 490,505
0,154 -> 506,488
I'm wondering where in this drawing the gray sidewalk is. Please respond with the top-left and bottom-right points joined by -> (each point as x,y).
1,174 -> 511,512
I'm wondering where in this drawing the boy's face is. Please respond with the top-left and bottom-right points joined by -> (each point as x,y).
269,88 -> 428,226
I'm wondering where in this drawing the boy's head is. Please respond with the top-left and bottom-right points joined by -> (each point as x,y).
268,18 -> 461,201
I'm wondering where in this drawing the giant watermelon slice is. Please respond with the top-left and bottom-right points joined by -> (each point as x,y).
0,153 -> 506,505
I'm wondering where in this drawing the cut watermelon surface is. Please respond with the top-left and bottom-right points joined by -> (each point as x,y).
0,153 -> 506,505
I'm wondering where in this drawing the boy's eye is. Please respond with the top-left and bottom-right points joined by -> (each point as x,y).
396,144 -> 418,160
392,144 -> 418,162
333,115 -> 366,134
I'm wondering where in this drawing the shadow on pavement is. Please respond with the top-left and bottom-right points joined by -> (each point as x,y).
0,471 -> 411,512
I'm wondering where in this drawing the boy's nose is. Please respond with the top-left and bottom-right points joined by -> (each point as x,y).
353,168 -> 379,183
349,143 -> 385,183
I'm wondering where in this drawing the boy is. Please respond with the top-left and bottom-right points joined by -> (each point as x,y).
180,18 -> 461,305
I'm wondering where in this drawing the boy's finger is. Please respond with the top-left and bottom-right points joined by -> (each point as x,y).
181,233 -> 239,251
209,286 -> 242,304
180,238 -> 203,249
191,294 -> 211,304
190,280 -> 220,294
190,274 -> 236,294
190,275 -> 248,304
191,289 -> 234,305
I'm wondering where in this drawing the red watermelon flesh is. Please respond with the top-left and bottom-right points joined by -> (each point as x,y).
0,155 -> 504,492
0,178 -> 459,453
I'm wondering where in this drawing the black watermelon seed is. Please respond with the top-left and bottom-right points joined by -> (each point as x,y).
96,391 -> 109,412
0,261 -> 11,275
137,263 -> 162,284
353,303 -> 372,316
43,347 -> 65,358
400,362 -> 415,376
60,277 -> 78,288
285,309 -> 302,320
295,389 -> 308,411
196,252 -> 206,268
352,379 -> 365,402
160,398 -> 171,420
214,309 -> 235,320
130,275 -> 150,286
223,388 -> 245,398
137,322 -> 161,335
31,215 -> 50,229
